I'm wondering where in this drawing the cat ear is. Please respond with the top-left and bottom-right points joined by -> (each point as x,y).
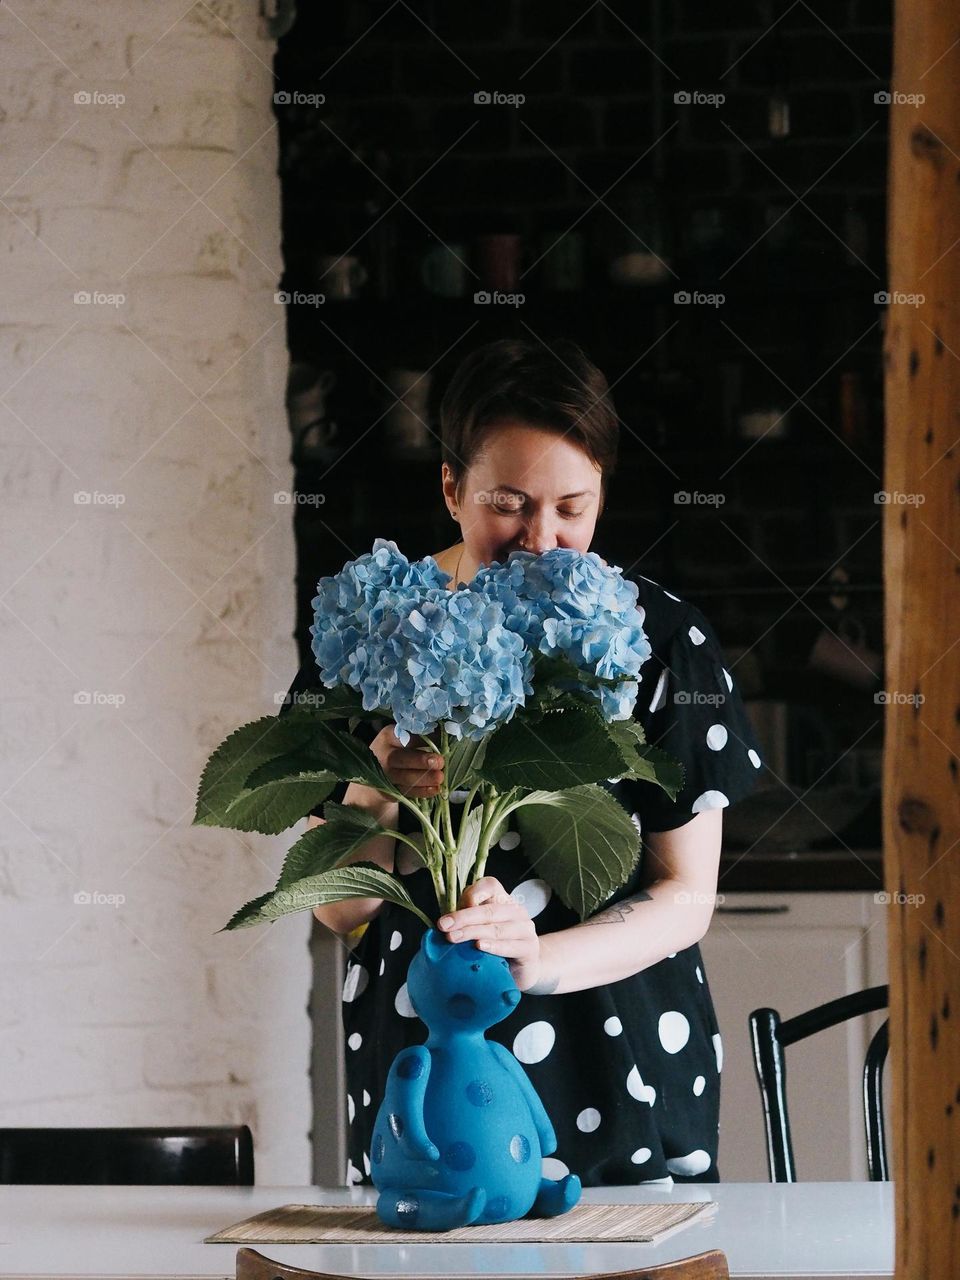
423,928 -> 447,962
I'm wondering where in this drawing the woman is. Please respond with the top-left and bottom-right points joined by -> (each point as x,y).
281,338 -> 765,1187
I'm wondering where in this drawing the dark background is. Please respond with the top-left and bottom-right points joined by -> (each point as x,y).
272,0 -> 891,851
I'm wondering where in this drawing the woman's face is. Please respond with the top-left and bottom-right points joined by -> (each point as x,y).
442,421 -> 603,569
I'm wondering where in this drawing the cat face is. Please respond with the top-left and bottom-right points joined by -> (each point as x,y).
407,928 -> 522,1031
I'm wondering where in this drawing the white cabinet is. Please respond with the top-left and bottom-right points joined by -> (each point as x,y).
699,891 -> 889,1182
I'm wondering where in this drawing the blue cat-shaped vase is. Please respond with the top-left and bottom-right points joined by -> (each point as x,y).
370,927 -> 581,1230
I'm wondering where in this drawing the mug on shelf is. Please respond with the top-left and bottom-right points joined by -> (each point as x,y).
383,368 -> 434,453
808,616 -> 882,689
420,241 -> 469,297
316,253 -> 368,300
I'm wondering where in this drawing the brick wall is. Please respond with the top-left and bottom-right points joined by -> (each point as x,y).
0,1 -> 311,1183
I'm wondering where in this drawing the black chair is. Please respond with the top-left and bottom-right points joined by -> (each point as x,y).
749,985 -> 889,1182
0,1125 -> 254,1185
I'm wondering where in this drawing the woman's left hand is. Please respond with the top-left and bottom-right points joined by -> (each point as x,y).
437,876 -> 543,992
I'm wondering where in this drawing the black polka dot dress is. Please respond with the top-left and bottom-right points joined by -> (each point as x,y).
283,574 -> 765,1188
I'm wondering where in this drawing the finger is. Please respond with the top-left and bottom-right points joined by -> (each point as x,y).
441,902 -> 533,939
459,877 -> 506,907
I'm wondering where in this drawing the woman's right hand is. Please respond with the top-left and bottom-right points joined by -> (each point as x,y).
369,724 -> 444,799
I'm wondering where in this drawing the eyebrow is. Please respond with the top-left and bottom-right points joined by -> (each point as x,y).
489,486 -> 594,500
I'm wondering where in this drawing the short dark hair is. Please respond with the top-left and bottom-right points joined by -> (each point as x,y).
439,338 -> 619,514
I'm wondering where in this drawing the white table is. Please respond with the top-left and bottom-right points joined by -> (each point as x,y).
0,1182 -> 894,1279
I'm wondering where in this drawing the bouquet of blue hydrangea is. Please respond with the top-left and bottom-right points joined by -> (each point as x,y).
194,539 -> 683,931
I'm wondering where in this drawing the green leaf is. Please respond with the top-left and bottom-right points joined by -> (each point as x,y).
445,734 -> 488,792
477,703 -> 631,791
512,785 -> 642,919
454,804 -> 510,895
276,804 -> 394,888
194,714 -> 331,832
617,744 -> 685,800
221,863 -> 434,931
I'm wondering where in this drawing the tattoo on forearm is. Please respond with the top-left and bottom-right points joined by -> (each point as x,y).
581,889 -> 653,926
525,972 -> 561,996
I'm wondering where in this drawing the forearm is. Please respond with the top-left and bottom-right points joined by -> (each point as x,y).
311,784 -> 399,936
527,878 -> 715,996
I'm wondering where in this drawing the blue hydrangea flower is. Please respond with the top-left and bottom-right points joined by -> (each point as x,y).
310,541 -> 531,744
470,549 -> 652,720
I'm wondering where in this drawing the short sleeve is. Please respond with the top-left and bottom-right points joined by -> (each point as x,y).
620,604 -> 765,833
276,661 -> 377,819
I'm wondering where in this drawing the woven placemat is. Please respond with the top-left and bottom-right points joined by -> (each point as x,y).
205,1200 -> 716,1245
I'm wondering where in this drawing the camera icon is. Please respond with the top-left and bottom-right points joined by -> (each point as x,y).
674,290 -> 691,304
74,491 -> 91,505
874,891 -> 891,905
74,291 -> 91,305
674,91 -> 691,104
874,91 -> 891,105
274,491 -> 292,504
874,491 -> 890,503
273,91 -> 292,105
274,290 -> 290,304
674,490 -> 691,504
474,91 -> 491,104
874,691 -> 890,704
674,691 -> 691,705
73,890 -> 92,904
474,290 -> 491,304
874,291 -> 890,304
74,90 -> 91,105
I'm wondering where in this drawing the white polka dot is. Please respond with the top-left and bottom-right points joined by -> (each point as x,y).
347,1093 -> 355,1124
346,1158 -> 363,1185
542,1157 -> 569,1179
511,878 -> 552,919
693,1075 -> 706,1096
342,962 -> 369,1003
347,1032 -> 362,1050
722,667 -> 733,692
395,982 -> 418,1018
449,788 -> 471,803
362,1089 -> 371,1107
604,1016 -> 623,1037
713,1032 -> 723,1073
688,625 -> 706,645
576,1108 -> 601,1133
706,723 -> 728,751
692,789 -> 729,812
379,958 -> 385,976
748,748 -> 762,768
648,669 -> 668,714
667,1149 -> 711,1176
667,952 -> 677,959
389,930 -> 402,951
630,812 -> 642,836
640,1174 -> 675,1185
626,1065 -> 656,1106
395,843 -> 423,875
362,1151 -> 371,1176
695,965 -> 703,983
630,1147 -> 652,1164
658,1011 -> 690,1054
513,1021 -> 556,1064
498,830 -> 521,851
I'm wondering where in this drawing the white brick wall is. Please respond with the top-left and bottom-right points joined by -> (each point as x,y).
0,1 -> 311,1183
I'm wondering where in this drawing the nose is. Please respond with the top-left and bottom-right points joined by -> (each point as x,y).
518,514 -> 557,555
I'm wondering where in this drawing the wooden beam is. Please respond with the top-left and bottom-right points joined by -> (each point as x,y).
885,3 -> 960,1277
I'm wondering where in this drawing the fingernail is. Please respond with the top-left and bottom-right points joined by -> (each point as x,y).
429,757 -> 441,768
438,916 -> 453,929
